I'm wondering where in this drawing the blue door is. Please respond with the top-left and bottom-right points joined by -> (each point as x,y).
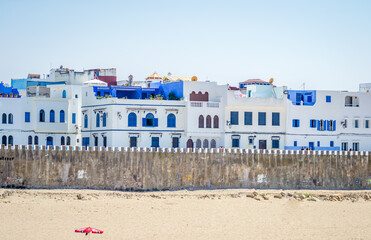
46,136 -> 53,146
309,142 -> 314,150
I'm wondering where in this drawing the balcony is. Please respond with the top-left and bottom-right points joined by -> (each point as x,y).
190,101 -> 219,108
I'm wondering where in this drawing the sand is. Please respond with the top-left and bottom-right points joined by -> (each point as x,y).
0,188 -> 370,240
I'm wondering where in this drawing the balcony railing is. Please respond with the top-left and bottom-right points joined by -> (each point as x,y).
345,104 -> 359,107
190,101 -> 219,108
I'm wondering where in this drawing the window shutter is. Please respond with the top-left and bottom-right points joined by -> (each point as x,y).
333,120 -> 336,131
154,118 -> 158,127
317,120 -> 320,131
325,120 -> 328,131
142,118 -> 146,127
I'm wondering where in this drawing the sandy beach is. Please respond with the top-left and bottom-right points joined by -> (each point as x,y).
1,188 -> 370,240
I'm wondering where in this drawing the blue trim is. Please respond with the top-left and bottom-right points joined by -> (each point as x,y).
285,146 -> 340,151
82,129 -> 184,133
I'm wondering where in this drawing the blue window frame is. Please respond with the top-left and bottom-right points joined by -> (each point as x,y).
167,113 -> 176,128
82,137 -> 89,147
39,110 -> 45,122
84,115 -> 88,128
96,113 -> 100,127
244,112 -> 252,125
326,96 -> 331,102
292,119 -> 300,127
34,136 -> 38,145
50,110 -> 55,123
309,142 -> 314,149
60,110 -> 65,123
258,112 -> 266,126
330,141 -> 334,147
172,137 -> 179,148
128,112 -> 137,127
232,138 -> 240,148
72,113 -> 76,124
46,136 -> 53,146
294,141 -> 297,147
62,90 -> 66,98
272,112 -> 280,126
317,141 -> 320,147
25,112 -> 30,122
143,113 -> 158,127
151,137 -> 159,147
230,112 -> 238,125
310,119 -> 316,128
28,136 -> 32,145
272,139 -> 279,148
130,137 -> 137,147
102,113 -> 107,127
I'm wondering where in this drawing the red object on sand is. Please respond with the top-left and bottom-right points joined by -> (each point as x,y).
75,227 -> 103,235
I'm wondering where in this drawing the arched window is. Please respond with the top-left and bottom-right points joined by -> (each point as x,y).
211,139 -> 216,148
61,136 -> 65,145
206,115 -> 211,128
203,139 -> 209,148
144,113 -> 155,127
84,115 -> 88,128
128,112 -> 137,127
28,136 -> 32,145
8,136 -> 13,146
34,136 -> 39,145
102,113 -> 107,127
39,110 -> 45,122
60,110 -> 65,123
62,90 -> 66,98
213,115 -> 219,128
2,135 -> 7,145
199,115 -> 204,128
96,113 -> 100,127
196,139 -> 202,148
167,113 -> 176,128
46,136 -> 53,146
66,136 -> 71,146
2,113 -> 7,124
50,110 -> 55,123
8,114 -> 13,124
186,139 -> 194,148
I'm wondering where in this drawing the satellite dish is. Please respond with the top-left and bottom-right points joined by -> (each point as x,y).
191,76 -> 198,81
269,78 -> 274,84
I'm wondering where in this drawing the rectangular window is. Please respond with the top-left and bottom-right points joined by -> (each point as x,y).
365,120 -> 369,128
272,112 -> 280,126
232,138 -> 240,148
328,120 -> 334,131
72,113 -> 76,124
294,141 -> 297,147
248,136 -> 254,145
172,137 -> 179,148
354,119 -> 359,128
230,112 -> 239,125
330,141 -> 334,147
244,112 -> 252,125
82,137 -> 89,147
310,119 -> 316,128
326,96 -> 331,102
318,120 -> 325,131
151,137 -> 159,148
258,112 -> 266,126
317,141 -> 320,147
353,142 -> 359,151
130,137 -> 137,147
272,139 -> 279,149
25,112 -> 30,122
341,142 -> 348,151
292,119 -> 300,127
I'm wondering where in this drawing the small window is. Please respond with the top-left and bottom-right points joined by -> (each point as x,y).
2,113 -> 6,124
198,115 -> 204,128
128,113 -> 137,127
102,113 -> 107,127
213,115 -> 219,128
50,110 -> 55,123
353,142 -> 359,151
72,113 -> 76,124
28,136 -> 32,145
330,141 -> 334,147
354,119 -> 359,128
244,112 -> 252,125
62,90 -> 66,98
167,114 -> 176,128
292,119 -> 300,127
84,115 -> 88,128
66,136 -> 71,146
25,112 -> 30,122
210,139 -> 216,148
248,136 -> 254,145
318,120 -> 325,131
34,136 -> 39,145
8,136 -> 13,146
151,137 -> 159,148
230,112 -> 239,125
103,136 -> 107,147
310,119 -> 316,128
206,115 -> 211,128
272,112 -> 280,126
96,113 -> 100,127
61,136 -> 65,145
272,139 -> 279,149
203,139 -> 209,148
328,120 -> 335,131
75,94 -> 78,98
172,137 -> 179,148
196,139 -> 202,148
294,141 -> 297,147
258,112 -> 266,126
130,137 -> 137,147
317,141 -> 320,147
8,114 -> 13,124
94,136 -> 98,146
39,110 -> 45,122
2,135 -> 6,145
144,113 -> 156,127
232,138 -> 240,148
60,110 -> 65,123
365,120 -> 369,128
341,142 -> 348,151
326,96 -> 331,103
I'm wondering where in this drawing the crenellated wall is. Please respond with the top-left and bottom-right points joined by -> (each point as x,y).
0,145 -> 370,190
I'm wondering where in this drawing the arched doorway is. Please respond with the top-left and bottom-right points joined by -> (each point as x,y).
186,139 -> 193,148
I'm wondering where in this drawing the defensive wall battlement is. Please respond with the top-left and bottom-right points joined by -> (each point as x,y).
0,145 -> 370,190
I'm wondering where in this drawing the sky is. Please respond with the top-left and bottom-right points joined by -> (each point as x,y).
0,0 -> 370,91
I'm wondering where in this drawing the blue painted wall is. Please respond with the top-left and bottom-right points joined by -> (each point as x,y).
0,83 -> 21,97
287,90 -> 316,106
11,78 -> 66,90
